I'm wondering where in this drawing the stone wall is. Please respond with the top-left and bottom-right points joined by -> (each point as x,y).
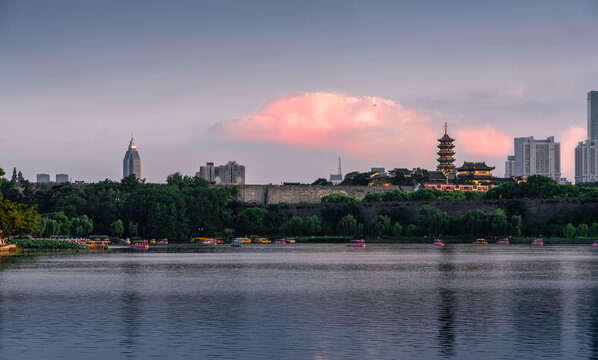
280,198 -> 598,225
221,184 -> 415,205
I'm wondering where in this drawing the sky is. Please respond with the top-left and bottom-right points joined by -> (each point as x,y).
1,0 -> 598,184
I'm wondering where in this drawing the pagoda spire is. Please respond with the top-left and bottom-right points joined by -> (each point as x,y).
437,122 -> 456,174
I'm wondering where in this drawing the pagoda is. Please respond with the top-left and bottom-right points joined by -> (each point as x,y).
437,122 -> 456,174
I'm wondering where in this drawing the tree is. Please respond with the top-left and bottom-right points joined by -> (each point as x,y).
417,205 -> 450,236
392,222 -> 403,237
413,168 -> 430,183
11,167 -> 17,183
235,207 -> 268,235
488,209 -> 508,236
71,215 -> 93,236
336,214 -> 358,236
128,221 -> 139,237
406,224 -> 418,236
510,215 -> 522,237
321,193 -> 360,203
304,215 -> 322,236
340,171 -> 371,186
462,210 -> 487,237
280,216 -> 303,235
562,223 -> 576,238
110,219 -> 125,238
577,223 -> 589,237
311,178 -> 332,186
590,222 -> 598,237
370,215 -> 391,237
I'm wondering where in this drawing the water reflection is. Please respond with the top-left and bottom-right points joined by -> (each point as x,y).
0,245 -> 597,359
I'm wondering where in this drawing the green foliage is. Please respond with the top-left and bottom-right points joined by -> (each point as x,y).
409,188 -> 440,201
392,222 -> 403,237
71,215 -> 93,236
128,221 -> 139,237
336,214 -> 358,236
462,210 -> 487,237
340,171 -> 372,186
235,207 -> 268,235
488,209 -> 508,236
417,205 -> 449,236
562,223 -> 576,238
280,216 -> 303,235
311,178 -> 333,186
321,193 -> 360,203
11,238 -> 82,250
577,223 -> 589,237
591,223 -> 598,237
304,215 -> 322,236
406,224 -> 418,236
363,192 -> 383,202
0,198 -> 40,237
370,215 -> 391,237
510,215 -> 522,237
110,219 -> 124,238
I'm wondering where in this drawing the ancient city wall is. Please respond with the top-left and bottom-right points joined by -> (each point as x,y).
280,198 -> 598,225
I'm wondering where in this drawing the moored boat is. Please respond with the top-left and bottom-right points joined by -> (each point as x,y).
274,238 -> 286,244
531,238 -> 543,246
473,238 -> 488,245
130,240 -> 149,250
257,238 -> 271,244
156,238 -> 168,244
347,239 -> 366,248
496,238 -> 509,244
286,238 -> 296,243
433,239 -> 445,246
231,239 -> 242,248
593,240 -> 598,247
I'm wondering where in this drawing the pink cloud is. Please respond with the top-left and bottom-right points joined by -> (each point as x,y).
212,92 -> 438,166
560,126 -> 585,181
456,127 -> 511,157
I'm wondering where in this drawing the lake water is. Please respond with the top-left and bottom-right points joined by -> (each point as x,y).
0,243 -> 597,359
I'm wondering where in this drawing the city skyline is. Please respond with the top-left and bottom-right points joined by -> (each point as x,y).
1,1 -> 598,183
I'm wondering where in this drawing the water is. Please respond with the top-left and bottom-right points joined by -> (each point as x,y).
1,243 -> 597,359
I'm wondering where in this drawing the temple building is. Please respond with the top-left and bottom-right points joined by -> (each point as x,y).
437,122 -> 456,176
456,162 -> 495,183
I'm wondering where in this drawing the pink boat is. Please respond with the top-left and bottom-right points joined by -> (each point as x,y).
496,238 -> 509,244
130,240 -> 149,250
347,239 -> 366,248
433,239 -> 445,246
156,238 -> 168,244
274,238 -> 286,244
531,238 -> 543,246
592,240 -> 598,247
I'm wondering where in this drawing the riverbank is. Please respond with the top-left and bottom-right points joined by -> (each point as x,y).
293,235 -> 598,244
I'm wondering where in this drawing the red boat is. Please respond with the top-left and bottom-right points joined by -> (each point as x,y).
496,238 -> 509,244
531,238 -> 543,246
130,240 -> 149,250
433,239 -> 445,246
347,239 -> 366,248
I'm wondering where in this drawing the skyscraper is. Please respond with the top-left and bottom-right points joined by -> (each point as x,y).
575,91 -> 598,184
123,138 -> 141,179
507,136 -> 561,181
588,91 -> 598,139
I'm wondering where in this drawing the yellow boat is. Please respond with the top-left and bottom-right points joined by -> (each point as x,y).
473,238 -> 488,245
257,238 -> 271,244
150,239 -> 156,244
240,238 -> 252,244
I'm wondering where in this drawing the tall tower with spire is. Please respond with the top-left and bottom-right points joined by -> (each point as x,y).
437,122 -> 456,174
123,137 -> 141,179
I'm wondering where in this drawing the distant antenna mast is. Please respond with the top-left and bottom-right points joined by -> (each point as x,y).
338,156 -> 342,176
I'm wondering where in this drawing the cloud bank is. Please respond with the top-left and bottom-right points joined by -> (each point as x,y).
456,127 -> 512,157
213,92 -> 439,166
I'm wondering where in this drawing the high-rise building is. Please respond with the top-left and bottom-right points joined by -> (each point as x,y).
123,138 -> 141,179
575,138 -> 598,183
36,174 -> 50,183
588,91 -> 598,139
56,174 -> 69,183
507,136 -> 561,181
197,161 -> 245,184
504,156 -> 515,177
197,162 -> 216,182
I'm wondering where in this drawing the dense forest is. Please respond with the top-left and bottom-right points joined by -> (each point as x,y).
2,169 -> 598,241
